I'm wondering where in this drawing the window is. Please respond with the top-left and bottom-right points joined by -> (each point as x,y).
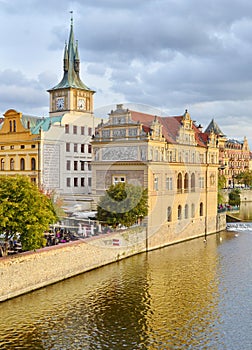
154,177 -> 159,191
74,178 -> 78,187
191,173 -> 195,192
178,205 -> 182,220
13,120 -> 16,132
80,161 -> 85,171
9,121 -> 12,132
20,158 -> 25,170
31,158 -> 36,170
87,162 -> 91,171
81,144 -> 85,153
88,177 -> 92,187
74,161 -> 78,171
65,124 -> 69,134
10,145 -> 14,150
66,160 -> 71,171
66,143 -> 70,152
166,177 -> 173,190
177,173 -> 182,193
81,126 -> 85,135
74,143 -> 78,152
167,206 -> 172,222
88,127 -> 92,136
200,202 -> 204,216
113,176 -> 125,185
73,125 -> 77,134
88,144 -> 92,153
81,177 -> 85,187
1,159 -> 4,171
20,145 -> 25,149
10,158 -> 14,170
191,204 -> 195,218
184,204 -> 189,219
27,121 -> 30,129
31,177 -> 36,184
184,173 -> 189,192
31,144 -> 36,148
66,178 -> 71,187
1,146 -> 4,150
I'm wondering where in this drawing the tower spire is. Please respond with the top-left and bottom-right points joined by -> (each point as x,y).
48,13 -> 91,91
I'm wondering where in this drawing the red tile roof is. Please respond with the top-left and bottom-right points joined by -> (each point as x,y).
130,110 -> 207,147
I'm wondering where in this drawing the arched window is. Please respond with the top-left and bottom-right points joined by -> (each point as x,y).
9,121 -> 12,132
178,205 -> 182,220
191,203 -> 195,218
184,173 -> 189,192
184,204 -> 189,219
31,158 -> 36,170
20,158 -> 25,171
1,158 -> 4,171
167,206 -> 172,222
200,202 -> 204,216
13,120 -> 16,132
191,173 -> 195,192
177,173 -> 182,193
10,158 -> 14,170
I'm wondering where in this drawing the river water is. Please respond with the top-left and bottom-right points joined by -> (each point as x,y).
0,229 -> 251,350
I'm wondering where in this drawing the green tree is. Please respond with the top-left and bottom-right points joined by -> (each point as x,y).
228,188 -> 241,206
96,182 -> 148,228
0,175 -> 58,252
235,170 -> 252,187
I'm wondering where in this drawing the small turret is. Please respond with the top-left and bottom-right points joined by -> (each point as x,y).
63,41 -> 68,72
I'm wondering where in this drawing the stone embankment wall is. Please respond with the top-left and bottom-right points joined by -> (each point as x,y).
0,214 -> 226,302
0,227 -> 147,302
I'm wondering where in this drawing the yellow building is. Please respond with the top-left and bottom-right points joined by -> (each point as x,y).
0,109 -> 41,185
91,104 -> 219,249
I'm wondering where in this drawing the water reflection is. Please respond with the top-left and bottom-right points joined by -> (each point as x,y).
0,230 -> 251,349
238,201 -> 252,221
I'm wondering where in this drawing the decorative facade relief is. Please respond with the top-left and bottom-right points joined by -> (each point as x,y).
43,144 -> 60,188
102,146 -> 138,161
113,129 -> 126,137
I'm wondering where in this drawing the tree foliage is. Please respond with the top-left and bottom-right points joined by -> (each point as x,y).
235,170 -> 252,187
96,182 -> 148,228
228,188 -> 241,206
0,175 -> 58,251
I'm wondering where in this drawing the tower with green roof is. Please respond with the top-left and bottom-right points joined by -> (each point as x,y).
48,16 -> 95,117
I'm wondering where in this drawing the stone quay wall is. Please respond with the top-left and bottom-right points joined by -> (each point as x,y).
0,214 -> 226,302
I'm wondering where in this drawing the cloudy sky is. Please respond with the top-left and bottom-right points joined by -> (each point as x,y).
1,0 -> 252,145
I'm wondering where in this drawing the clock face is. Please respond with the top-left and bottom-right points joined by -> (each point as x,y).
78,98 -> 86,110
56,97 -> 64,110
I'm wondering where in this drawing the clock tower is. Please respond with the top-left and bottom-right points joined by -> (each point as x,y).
48,16 -> 95,117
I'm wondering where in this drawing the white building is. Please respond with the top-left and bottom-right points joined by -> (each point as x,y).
40,17 -> 101,208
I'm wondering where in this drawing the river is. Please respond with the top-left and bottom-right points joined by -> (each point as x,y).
0,228 -> 251,350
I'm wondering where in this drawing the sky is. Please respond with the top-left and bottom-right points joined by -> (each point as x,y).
1,0 -> 252,145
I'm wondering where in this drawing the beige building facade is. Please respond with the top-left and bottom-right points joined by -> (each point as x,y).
91,104 -> 219,249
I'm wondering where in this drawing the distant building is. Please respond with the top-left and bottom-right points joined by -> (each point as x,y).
91,104 -> 219,248
205,119 -> 250,187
